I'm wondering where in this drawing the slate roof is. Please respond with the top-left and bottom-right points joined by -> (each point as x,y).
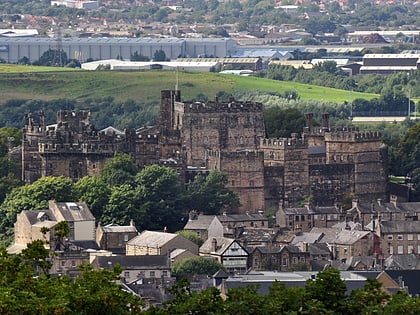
291,232 -> 324,244
217,213 -> 268,223
384,254 -> 420,270
200,237 -> 236,255
94,255 -> 170,270
310,227 -> 370,245
52,201 -> 95,222
21,210 -> 56,225
380,221 -> 420,234
385,270 -> 420,296
184,215 -> 217,230
127,230 -> 178,247
102,223 -> 138,233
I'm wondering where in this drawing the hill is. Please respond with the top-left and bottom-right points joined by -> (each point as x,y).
0,66 -> 376,104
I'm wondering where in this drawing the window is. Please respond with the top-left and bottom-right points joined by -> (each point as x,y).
408,245 -> 414,254
124,271 -> 130,278
162,270 -> 168,277
71,261 -> 76,267
408,234 -> 414,241
397,246 -> 404,254
387,235 -> 393,241
389,246 -> 393,255
150,271 -> 155,278
295,215 -> 300,222
124,234 -> 129,242
397,235 -> 403,241
282,257 -> 288,266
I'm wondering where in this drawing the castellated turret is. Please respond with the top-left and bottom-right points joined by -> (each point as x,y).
21,92 -> 388,214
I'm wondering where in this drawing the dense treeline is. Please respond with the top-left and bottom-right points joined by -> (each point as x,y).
145,268 -> 420,315
0,154 -> 240,242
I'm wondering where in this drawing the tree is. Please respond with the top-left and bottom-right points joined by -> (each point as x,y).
135,165 -> 185,231
74,176 -> 111,219
171,256 -> 224,278
101,184 -> 142,226
36,48 -> 68,67
175,230 -> 204,246
100,153 -> 138,186
0,176 -> 75,235
153,49 -> 167,61
304,267 -> 348,314
264,107 -> 306,138
0,243 -> 144,314
186,170 -> 240,215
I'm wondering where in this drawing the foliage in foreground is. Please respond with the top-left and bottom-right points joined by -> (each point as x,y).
145,268 -> 420,315
0,242 -> 143,315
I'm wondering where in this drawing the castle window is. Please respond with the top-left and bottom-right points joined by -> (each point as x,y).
203,136 -> 208,144
249,180 -> 254,187
231,180 -> 235,186
295,215 -> 300,222
239,136 -> 244,145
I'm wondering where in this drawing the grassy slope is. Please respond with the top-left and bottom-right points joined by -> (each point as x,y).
0,65 -> 377,104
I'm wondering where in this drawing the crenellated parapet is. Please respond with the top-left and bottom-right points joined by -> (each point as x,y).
206,149 -> 264,160
260,135 -> 307,149
183,98 -> 263,114
325,130 -> 382,142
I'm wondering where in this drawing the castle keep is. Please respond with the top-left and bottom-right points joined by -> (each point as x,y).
22,90 -> 388,213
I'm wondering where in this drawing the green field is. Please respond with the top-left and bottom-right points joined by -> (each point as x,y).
0,65 -> 377,104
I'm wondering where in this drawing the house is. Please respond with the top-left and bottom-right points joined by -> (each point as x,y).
384,254 -> 420,270
248,245 -> 310,271
217,212 -> 269,237
310,227 -> 375,263
346,197 -> 420,228
92,255 -> 171,283
183,211 -> 224,242
96,221 -> 138,254
126,230 -> 198,256
200,237 -> 248,274
277,204 -> 341,232
8,200 -> 96,254
380,221 -> 420,257
170,248 -> 197,264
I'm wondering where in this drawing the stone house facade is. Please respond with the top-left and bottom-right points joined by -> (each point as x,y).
380,221 -> 420,257
96,221 -> 139,254
21,89 -> 388,213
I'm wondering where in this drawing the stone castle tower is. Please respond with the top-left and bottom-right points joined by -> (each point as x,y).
22,90 -> 388,213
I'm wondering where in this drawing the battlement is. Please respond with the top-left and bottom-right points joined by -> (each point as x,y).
325,130 -> 381,142
207,149 -> 264,160
38,142 -> 117,154
260,135 -> 307,148
184,99 -> 263,113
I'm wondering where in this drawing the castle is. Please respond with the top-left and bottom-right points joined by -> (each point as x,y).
22,90 -> 388,213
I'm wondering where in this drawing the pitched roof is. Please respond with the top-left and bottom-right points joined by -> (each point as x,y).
310,227 -> 370,245
217,212 -> 268,223
184,215 -> 218,230
94,255 -> 170,270
381,221 -> 420,234
50,201 -> 95,222
102,223 -> 138,233
200,237 -> 236,255
127,230 -> 178,247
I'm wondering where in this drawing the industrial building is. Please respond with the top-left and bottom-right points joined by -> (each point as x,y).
0,37 -> 237,63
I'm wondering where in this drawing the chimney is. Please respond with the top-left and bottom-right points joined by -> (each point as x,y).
189,210 -> 198,221
390,195 -> 397,207
321,113 -> 330,131
211,238 -> 217,252
305,112 -> 313,131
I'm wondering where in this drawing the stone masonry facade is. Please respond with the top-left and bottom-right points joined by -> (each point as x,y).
21,90 -> 388,213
